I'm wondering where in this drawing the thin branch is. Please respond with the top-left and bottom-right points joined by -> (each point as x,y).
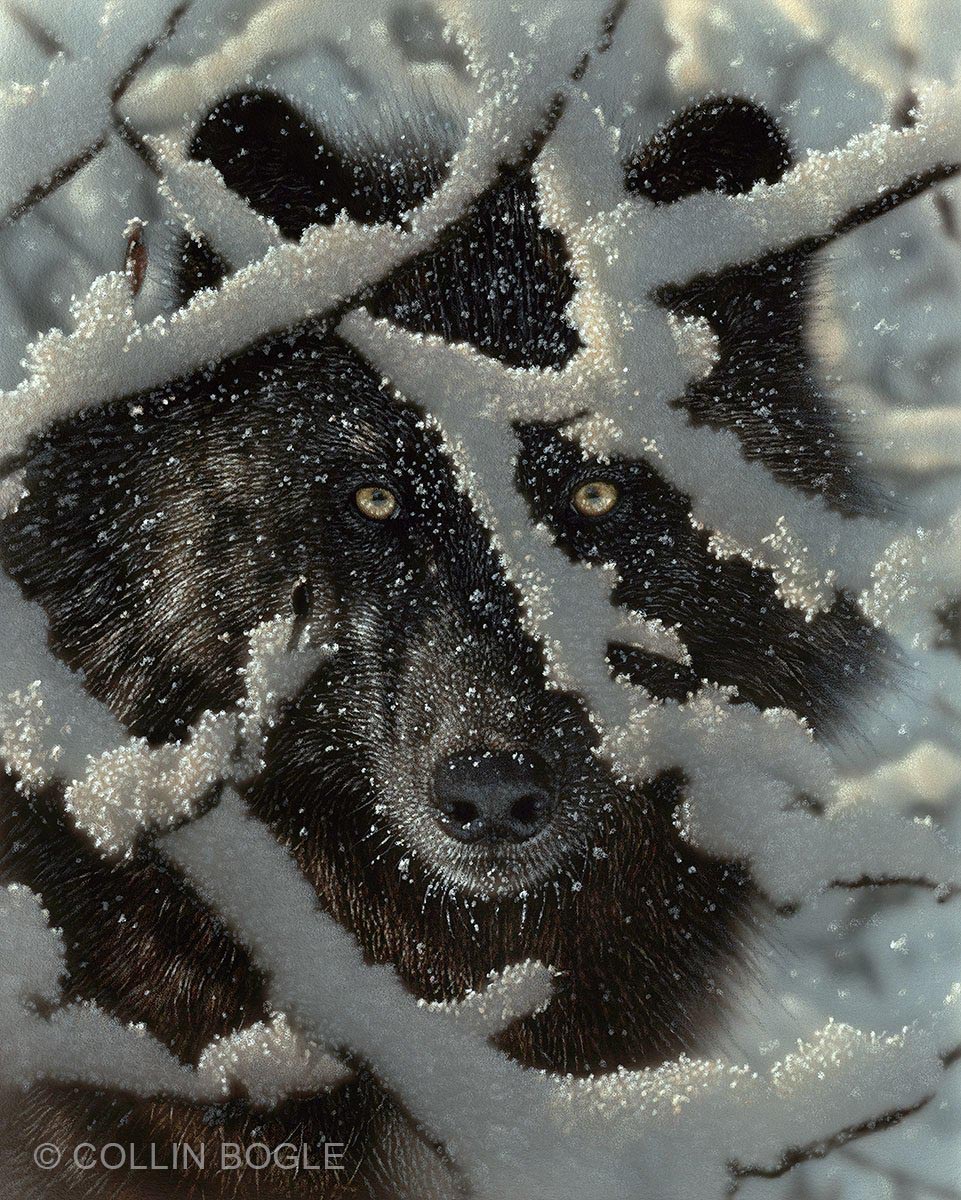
730,1097 -> 931,1187
0,2 -> 190,227
829,877 -> 959,902
110,4 -> 188,108
1,2 -> 66,58
2,137 -> 107,226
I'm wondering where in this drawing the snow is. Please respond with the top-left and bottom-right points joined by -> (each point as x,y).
0,876 -> 554,1109
63,709 -> 240,852
420,960 -> 555,1035
195,1012 -> 350,1107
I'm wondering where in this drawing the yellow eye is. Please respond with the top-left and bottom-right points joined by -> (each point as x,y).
355,485 -> 398,520
571,479 -> 619,518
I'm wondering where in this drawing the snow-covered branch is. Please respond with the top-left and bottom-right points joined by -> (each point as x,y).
2,607 -> 331,854
120,0 -> 473,137
151,132 -> 283,268
161,792 -> 961,1200
639,79 -> 961,286
1,3 -> 960,1196
0,1 -> 189,225
0,880 -> 551,1110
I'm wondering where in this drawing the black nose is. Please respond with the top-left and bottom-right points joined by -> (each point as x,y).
432,748 -> 555,844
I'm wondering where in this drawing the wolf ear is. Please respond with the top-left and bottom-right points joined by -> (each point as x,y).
624,97 -> 792,203
189,89 -> 365,237
188,89 -> 443,237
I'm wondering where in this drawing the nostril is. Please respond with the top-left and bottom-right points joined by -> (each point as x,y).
435,795 -> 486,844
448,800 -> 480,827
509,792 -> 547,828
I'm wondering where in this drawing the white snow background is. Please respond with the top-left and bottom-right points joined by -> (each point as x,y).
0,1 -> 960,1197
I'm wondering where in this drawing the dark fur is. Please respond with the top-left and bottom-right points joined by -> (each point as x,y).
0,89 -> 942,1197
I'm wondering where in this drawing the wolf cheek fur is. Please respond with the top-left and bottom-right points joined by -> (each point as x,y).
0,89 -> 903,1196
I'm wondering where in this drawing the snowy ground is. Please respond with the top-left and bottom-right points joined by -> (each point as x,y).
1,2 -> 960,1197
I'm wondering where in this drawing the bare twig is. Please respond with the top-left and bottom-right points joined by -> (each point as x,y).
110,4 -> 188,108
730,1098 -> 931,1188
2,137 -> 107,227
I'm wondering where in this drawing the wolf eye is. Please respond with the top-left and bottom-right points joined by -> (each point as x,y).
355,485 -> 398,520
571,479 -> 619,518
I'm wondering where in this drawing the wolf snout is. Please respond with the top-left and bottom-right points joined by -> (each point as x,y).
431,747 -> 556,844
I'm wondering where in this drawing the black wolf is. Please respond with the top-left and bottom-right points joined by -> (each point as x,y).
0,88 -> 935,1197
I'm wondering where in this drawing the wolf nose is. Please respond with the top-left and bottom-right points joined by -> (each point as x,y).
432,748 -> 555,844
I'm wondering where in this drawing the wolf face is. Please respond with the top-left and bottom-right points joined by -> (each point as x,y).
0,315 -> 742,1070
0,84 -> 917,1196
